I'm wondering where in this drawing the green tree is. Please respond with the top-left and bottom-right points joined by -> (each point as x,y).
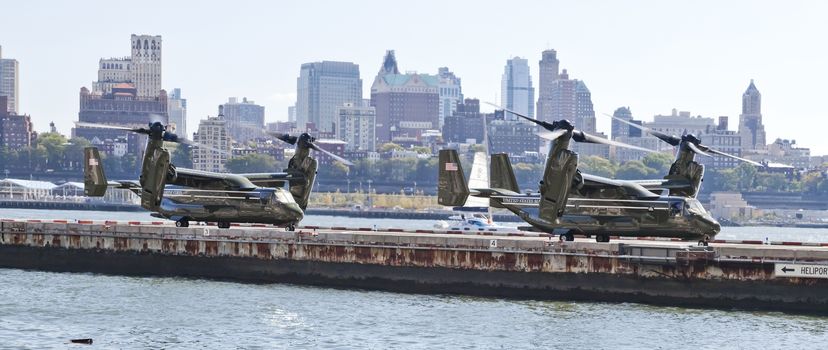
735,163 -> 758,191
379,143 -> 403,153
579,156 -> 617,178
35,132 -> 68,170
615,160 -> 657,180
64,137 -> 92,171
170,144 -> 194,168
642,152 -> 673,174
225,153 -> 278,173
469,144 -> 487,153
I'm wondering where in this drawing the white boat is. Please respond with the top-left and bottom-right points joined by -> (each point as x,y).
434,213 -> 515,233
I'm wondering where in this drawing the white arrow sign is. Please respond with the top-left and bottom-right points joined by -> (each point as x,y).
774,263 -> 828,279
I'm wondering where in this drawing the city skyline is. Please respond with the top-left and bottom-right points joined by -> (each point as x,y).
1,1 -> 827,153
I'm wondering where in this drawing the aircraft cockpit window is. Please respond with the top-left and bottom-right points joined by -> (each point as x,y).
669,201 -> 684,216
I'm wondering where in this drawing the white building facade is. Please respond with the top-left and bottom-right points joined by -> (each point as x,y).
336,102 -> 377,152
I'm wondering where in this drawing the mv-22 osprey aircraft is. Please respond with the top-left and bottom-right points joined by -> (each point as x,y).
439,106 -> 727,244
81,120 -> 351,229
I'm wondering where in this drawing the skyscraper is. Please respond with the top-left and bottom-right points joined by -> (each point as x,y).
167,88 -> 187,136
370,50 -> 439,143
437,67 -> 463,129
222,97 -> 265,143
295,61 -> 362,133
0,45 -> 20,114
500,57 -> 534,119
611,107 -> 633,140
130,35 -> 162,98
92,35 -> 162,98
536,49 -> 560,123
738,79 -> 767,151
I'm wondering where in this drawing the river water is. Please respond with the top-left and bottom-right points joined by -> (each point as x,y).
1,208 -> 827,348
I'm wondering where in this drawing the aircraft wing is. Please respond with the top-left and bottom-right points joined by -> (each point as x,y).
238,172 -> 297,188
170,168 -> 258,190
631,178 -> 692,191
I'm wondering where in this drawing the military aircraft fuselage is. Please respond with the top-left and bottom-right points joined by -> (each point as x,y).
153,187 -> 304,226
490,192 -> 720,240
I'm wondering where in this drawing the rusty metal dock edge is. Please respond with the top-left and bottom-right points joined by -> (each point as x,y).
1,221 -> 827,314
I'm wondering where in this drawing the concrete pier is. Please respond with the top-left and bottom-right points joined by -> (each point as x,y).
1,219 -> 827,314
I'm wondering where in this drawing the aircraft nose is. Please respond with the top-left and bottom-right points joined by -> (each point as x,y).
285,202 -> 304,221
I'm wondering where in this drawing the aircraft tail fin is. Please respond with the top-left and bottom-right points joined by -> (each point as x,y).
438,149 -> 469,206
489,153 -> 519,209
83,147 -> 108,197
490,153 -> 519,192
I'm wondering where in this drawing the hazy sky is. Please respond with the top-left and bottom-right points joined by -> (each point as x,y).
2,1 -> 827,153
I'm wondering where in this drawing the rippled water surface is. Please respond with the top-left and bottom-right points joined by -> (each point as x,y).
0,269 -> 826,349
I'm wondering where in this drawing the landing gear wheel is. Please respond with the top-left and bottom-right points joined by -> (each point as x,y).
560,232 -> 575,241
596,234 -> 610,243
286,224 -> 296,231
175,218 -> 189,228
698,234 -> 710,247
217,222 -> 231,229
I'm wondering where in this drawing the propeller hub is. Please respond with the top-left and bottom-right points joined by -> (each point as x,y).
553,119 -> 575,131
683,134 -> 701,144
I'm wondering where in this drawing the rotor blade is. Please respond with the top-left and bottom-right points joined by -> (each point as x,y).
602,113 -> 681,146
573,130 -> 658,153
698,145 -> 763,166
536,129 -> 567,142
308,143 -> 353,166
484,102 -> 556,131
74,122 -> 145,133
177,138 -> 232,157
685,142 -> 711,157
265,132 -> 298,145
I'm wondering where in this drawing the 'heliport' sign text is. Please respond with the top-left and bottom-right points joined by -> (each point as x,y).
774,263 -> 828,279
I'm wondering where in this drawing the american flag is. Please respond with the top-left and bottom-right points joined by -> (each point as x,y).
445,162 -> 458,171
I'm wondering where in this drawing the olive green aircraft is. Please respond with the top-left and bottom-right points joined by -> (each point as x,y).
80,120 -> 350,229
439,106 -> 724,244
605,113 -> 763,198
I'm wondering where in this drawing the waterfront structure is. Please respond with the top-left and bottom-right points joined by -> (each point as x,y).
192,111 -> 231,172
500,57 -> 534,119
0,45 -> 19,114
72,85 -> 168,153
221,97 -> 265,143
5,222 -> 826,314
708,192 -> 758,220
437,67 -> 463,129
370,50 -> 439,143
536,49 -> 560,123
336,101 -> 376,152
738,80 -> 767,152
167,88 -> 187,136
92,35 -> 162,98
295,61 -> 362,133
0,96 -> 35,150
